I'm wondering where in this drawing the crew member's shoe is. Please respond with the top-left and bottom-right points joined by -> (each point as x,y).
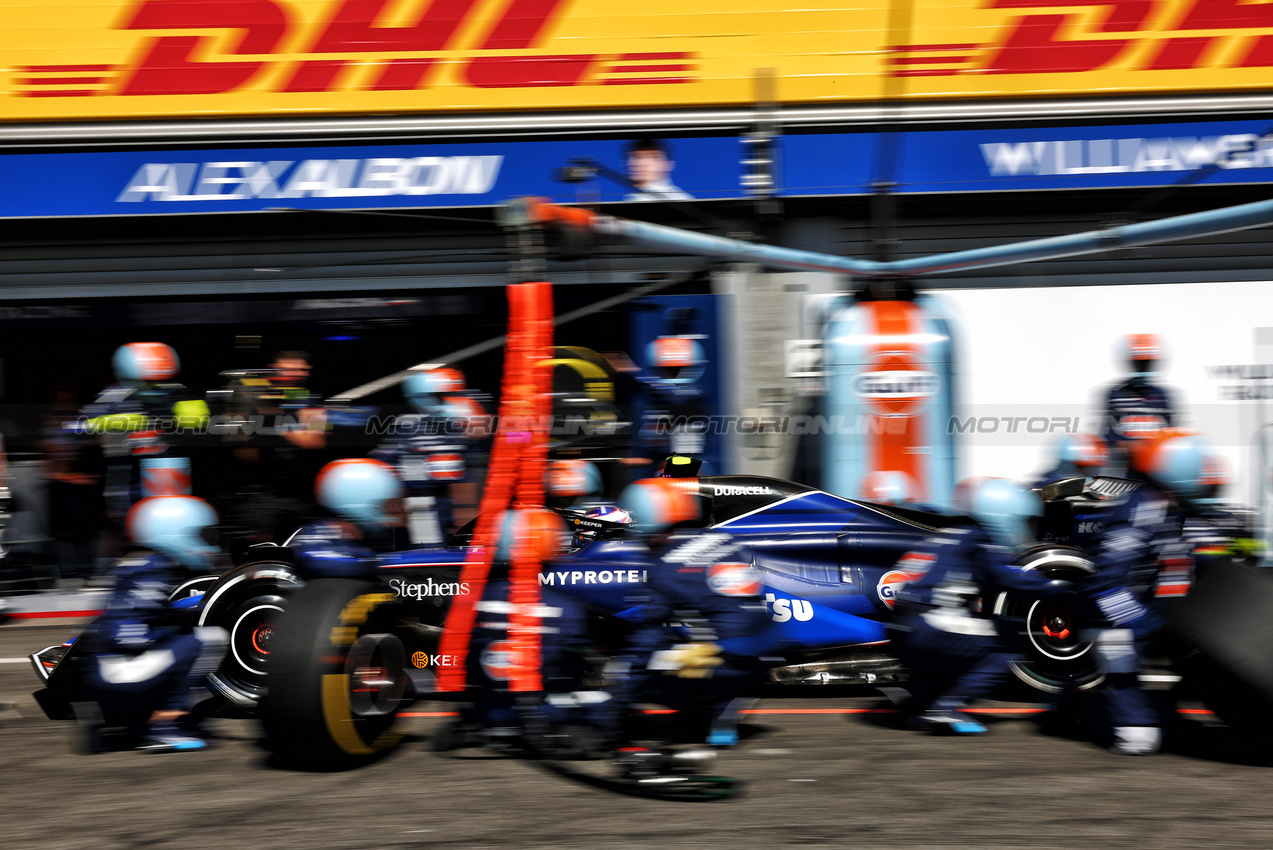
137,721 -> 208,752
1111,725 -> 1161,755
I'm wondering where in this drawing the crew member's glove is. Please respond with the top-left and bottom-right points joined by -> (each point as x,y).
650,643 -> 724,678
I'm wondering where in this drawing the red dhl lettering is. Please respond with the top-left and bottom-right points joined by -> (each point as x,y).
891,0 -> 1273,77
13,0 -> 696,98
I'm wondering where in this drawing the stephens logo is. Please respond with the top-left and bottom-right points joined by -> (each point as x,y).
853,352 -> 939,417
706,563 -> 762,597
389,577 -> 471,599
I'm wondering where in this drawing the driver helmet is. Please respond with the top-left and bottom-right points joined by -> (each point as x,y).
127,495 -> 218,570
1050,433 -> 1109,476
315,458 -> 404,529
617,477 -> 700,536
1124,333 -> 1165,378
954,477 -> 1043,549
1129,429 -> 1208,499
402,369 -> 454,416
113,342 -> 180,383
546,459 -> 603,499
859,470 -> 917,506
583,504 -> 633,525
494,508 -> 569,562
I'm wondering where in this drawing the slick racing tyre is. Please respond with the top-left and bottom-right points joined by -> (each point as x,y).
1166,561 -> 1273,741
262,579 -> 410,769
196,562 -> 303,711
992,545 -> 1102,693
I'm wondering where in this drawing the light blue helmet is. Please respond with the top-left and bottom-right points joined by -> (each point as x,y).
315,458 -> 404,529
954,477 -> 1042,549
127,496 -> 218,570
617,478 -> 700,536
403,369 -> 459,416
1131,431 -> 1207,499
493,508 -> 568,562
546,460 -> 603,499
113,342 -> 179,382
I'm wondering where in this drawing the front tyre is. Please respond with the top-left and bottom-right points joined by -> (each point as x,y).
262,579 -> 409,769
196,561 -> 303,710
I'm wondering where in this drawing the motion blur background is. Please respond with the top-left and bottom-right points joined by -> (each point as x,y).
5,0 -> 1273,574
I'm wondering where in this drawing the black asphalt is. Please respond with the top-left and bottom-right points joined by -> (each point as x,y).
3,623 -> 1272,849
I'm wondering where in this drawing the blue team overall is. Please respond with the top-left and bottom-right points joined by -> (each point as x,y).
892,526 -> 1058,730
1077,484 -> 1184,750
371,412 -> 469,547
80,553 -> 226,744
608,531 -> 775,746
1103,379 -> 1176,446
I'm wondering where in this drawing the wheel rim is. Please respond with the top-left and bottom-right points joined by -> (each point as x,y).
230,602 -> 285,678
994,547 -> 1103,692
345,633 -> 407,717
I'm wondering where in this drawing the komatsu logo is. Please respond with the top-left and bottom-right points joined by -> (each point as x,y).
853,372 -> 939,398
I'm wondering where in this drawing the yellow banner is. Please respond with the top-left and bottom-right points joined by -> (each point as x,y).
3,0 -> 1271,122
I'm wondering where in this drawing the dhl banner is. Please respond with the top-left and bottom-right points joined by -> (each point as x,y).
4,0 -> 1273,123
3,118 -> 1272,217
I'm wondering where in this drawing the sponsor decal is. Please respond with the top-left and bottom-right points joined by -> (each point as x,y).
877,553 -> 933,608
411,652 -> 458,668
764,593 -> 813,623
21,0 -> 1273,124
480,639 -> 522,682
706,562 -> 762,597
711,484 -> 773,497
389,577 -> 471,599
1115,415 -> 1167,438
537,568 -> 647,586
853,351 -> 939,417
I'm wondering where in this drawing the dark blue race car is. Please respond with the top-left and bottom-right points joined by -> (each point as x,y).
35,472 -> 1208,766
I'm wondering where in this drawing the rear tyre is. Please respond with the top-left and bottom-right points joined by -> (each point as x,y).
1167,561 -> 1273,741
262,579 -> 409,769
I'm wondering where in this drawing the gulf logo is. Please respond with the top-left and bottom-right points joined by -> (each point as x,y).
480,640 -> 522,682
1116,415 -> 1167,439
706,562 -> 763,597
427,453 -> 465,481
876,552 -> 934,609
852,351 -> 939,417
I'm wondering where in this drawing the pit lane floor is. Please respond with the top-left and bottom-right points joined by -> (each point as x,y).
3,624 -> 1272,849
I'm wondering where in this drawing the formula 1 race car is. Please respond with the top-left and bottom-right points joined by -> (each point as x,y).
29,471 -> 1270,770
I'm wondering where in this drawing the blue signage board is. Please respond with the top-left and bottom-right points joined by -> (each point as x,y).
780,118 -> 1273,197
0,135 -> 744,218
4,118 -> 1273,218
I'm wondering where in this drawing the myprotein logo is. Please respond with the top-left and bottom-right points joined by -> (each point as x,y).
14,0 -> 695,100
853,352 -> 939,417
537,568 -> 647,586
389,577 -> 471,599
